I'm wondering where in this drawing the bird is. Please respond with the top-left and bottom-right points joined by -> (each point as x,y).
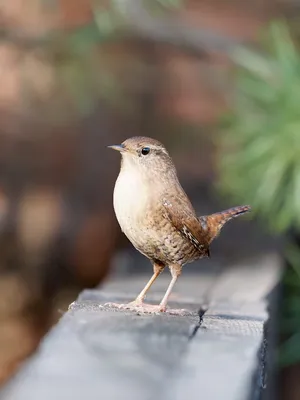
106,136 -> 250,314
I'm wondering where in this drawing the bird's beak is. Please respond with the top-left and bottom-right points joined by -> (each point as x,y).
107,144 -> 125,153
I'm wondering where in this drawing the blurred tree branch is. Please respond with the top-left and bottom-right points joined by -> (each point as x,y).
0,0 -> 246,56
118,0 -> 245,55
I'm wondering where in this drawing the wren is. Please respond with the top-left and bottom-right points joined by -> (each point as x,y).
107,136 -> 250,314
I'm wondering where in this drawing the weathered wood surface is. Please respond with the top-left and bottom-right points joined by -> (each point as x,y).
0,253 -> 281,400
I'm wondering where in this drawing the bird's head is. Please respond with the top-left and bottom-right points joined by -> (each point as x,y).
108,136 -> 175,176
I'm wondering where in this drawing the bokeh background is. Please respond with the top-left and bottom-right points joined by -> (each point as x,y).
0,0 -> 299,398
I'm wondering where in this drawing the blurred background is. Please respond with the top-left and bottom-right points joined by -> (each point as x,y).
0,0 -> 299,398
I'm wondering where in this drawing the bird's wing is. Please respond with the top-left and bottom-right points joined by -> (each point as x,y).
162,197 -> 210,256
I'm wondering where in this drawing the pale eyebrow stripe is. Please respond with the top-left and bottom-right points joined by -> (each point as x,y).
150,145 -> 168,154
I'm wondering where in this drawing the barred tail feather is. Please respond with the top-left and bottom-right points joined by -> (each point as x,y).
200,205 -> 251,244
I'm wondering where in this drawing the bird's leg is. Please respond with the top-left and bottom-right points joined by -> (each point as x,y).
151,264 -> 191,315
104,263 -> 164,311
105,264 -> 190,315
129,263 -> 164,305
157,264 -> 182,312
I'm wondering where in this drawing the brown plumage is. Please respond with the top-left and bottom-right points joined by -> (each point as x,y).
107,136 -> 251,314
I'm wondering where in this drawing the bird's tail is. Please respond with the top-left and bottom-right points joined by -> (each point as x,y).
199,205 -> 251,244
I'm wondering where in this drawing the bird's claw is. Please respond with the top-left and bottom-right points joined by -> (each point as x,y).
104,302 -> 191,316
104,301 -> 166,314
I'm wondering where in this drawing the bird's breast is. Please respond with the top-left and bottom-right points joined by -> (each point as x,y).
113,169 -> 149,235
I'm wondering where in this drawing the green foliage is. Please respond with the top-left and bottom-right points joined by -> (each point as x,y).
218,21 -> 300,368
218,21 -> 300,234
56,0 -> 184,117
279,243 -> 300,366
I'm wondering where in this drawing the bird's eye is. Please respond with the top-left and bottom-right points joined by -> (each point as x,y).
141,147 -> 150,156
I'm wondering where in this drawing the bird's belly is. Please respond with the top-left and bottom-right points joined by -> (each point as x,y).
113,172 -> 201,264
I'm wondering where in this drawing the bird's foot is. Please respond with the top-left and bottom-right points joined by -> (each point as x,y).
104,301 -> 167,314
104,301 -> 191,316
